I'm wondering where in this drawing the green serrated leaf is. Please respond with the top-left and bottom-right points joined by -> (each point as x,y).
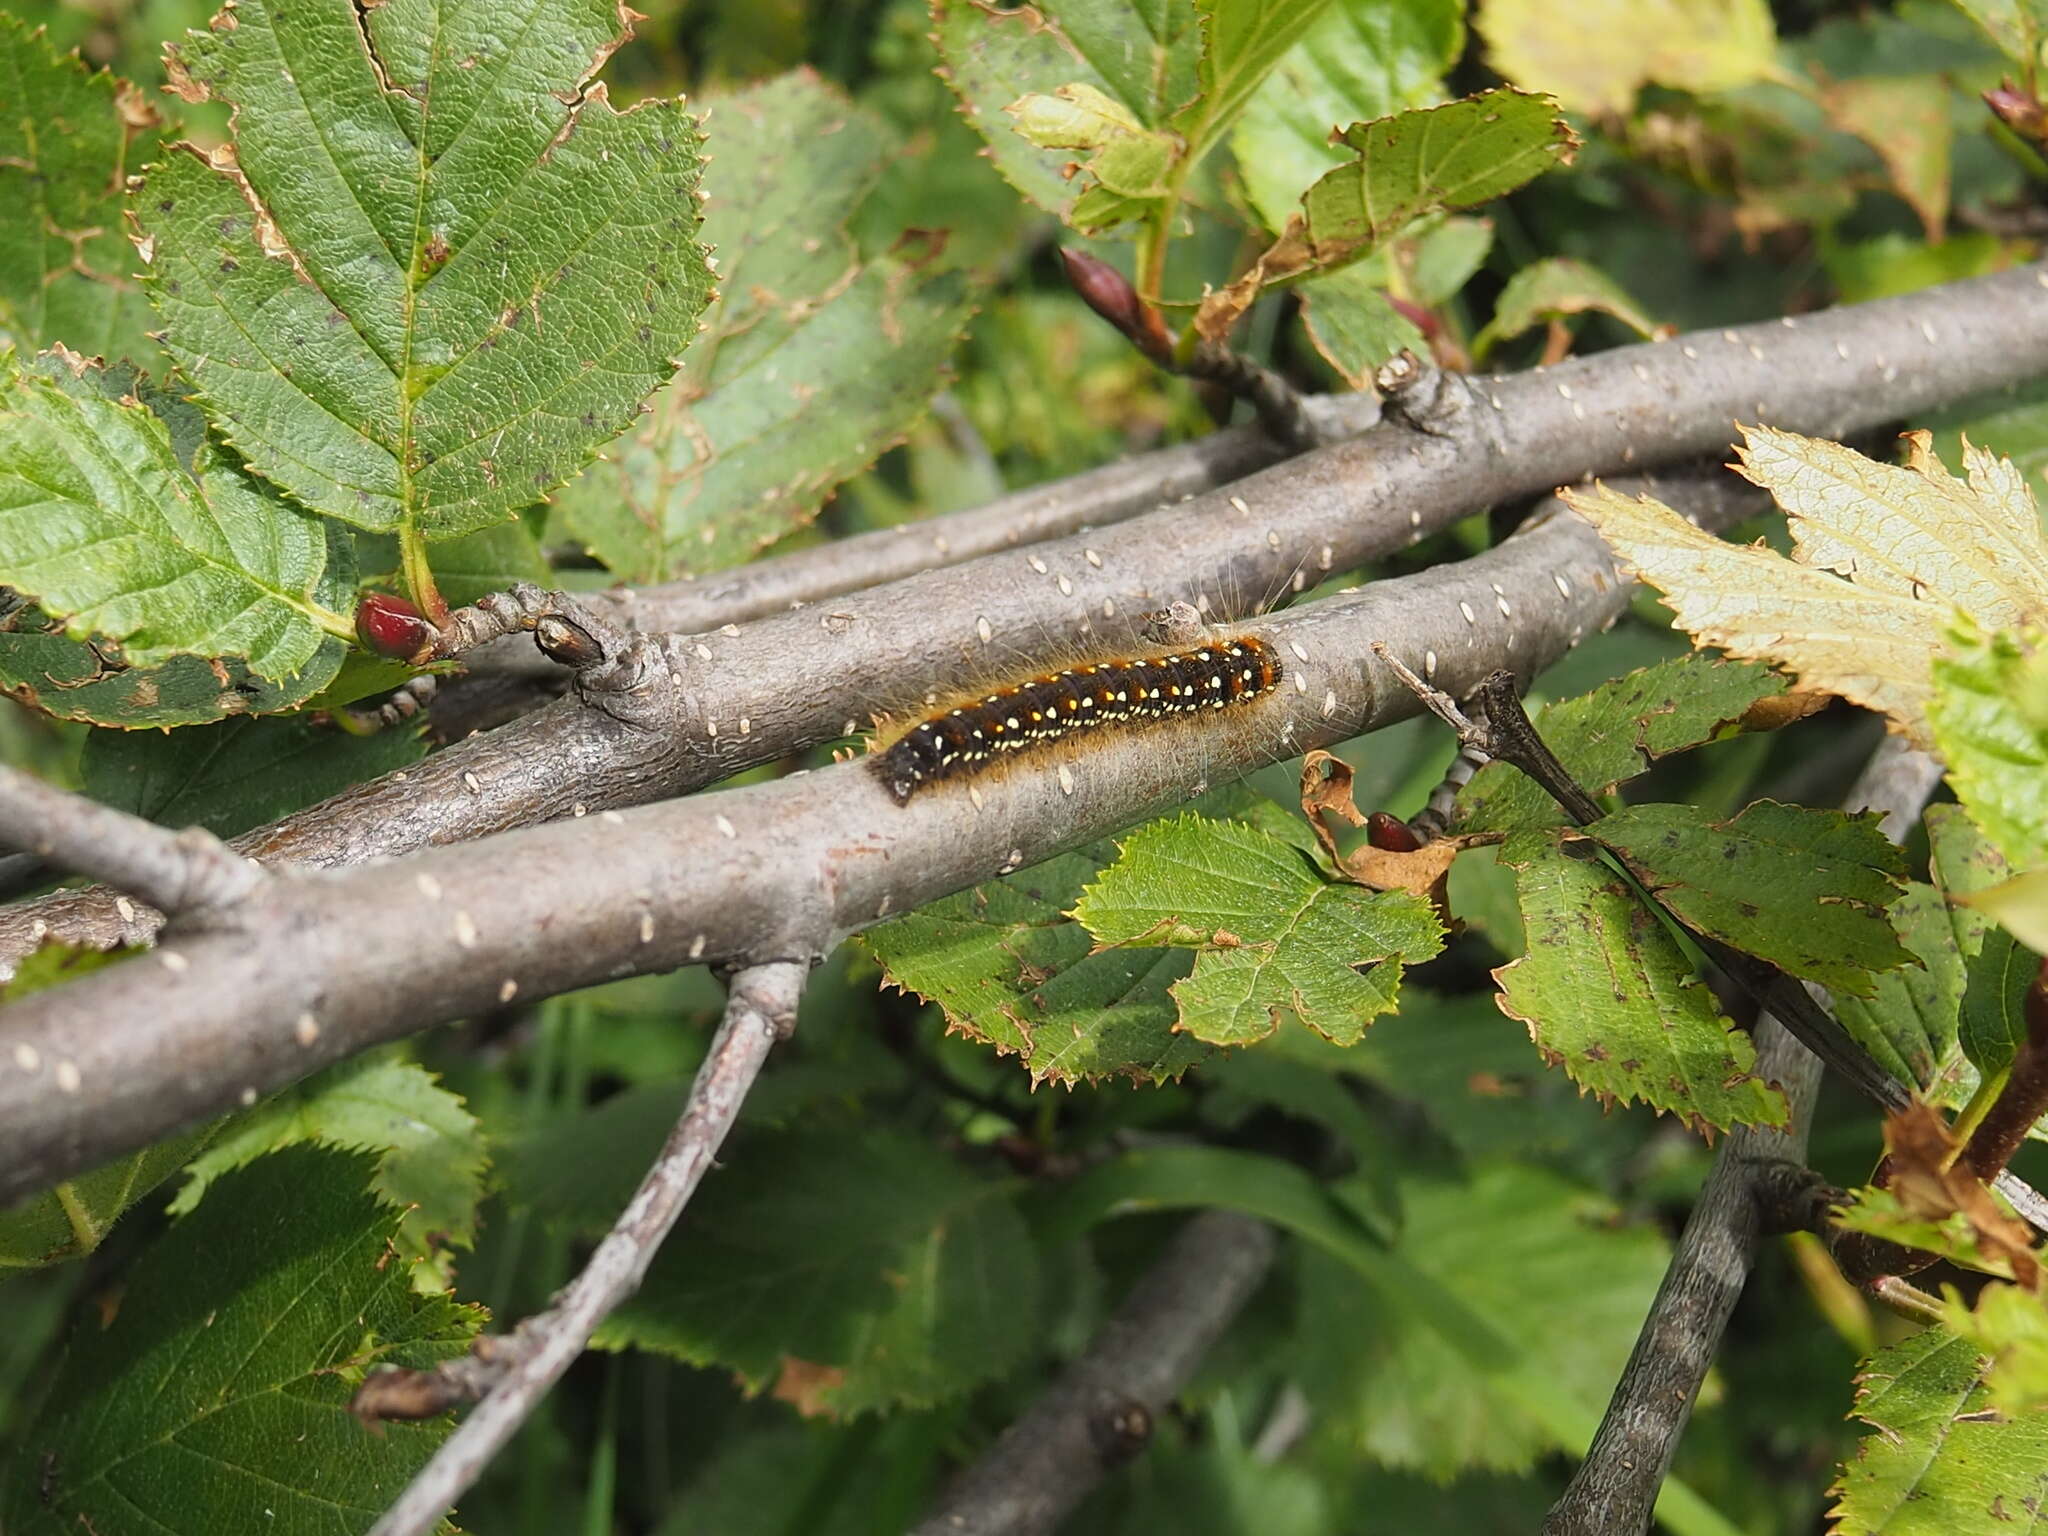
168,1052 -> 486,1293
0,16 -> 164,366
81,712 -> 425,838
1173,0 -> 1346,163
1455,655 -> 1784,834
0,1145 -> 482,1534
0,942 -> 219,1271
1831,1187 -> 2026,1281
1583,800 -> 1911,995
597,1127 -> 1037,1415
0,625 -> 347,727
1930,625 -> 2048,876
1473,256 -> 1659,360
1296,89 -> 1575,272
1942,1283 -> 2048,1418
1229,0 -> 1463,233
1835,882 -> 1970,1090
930,0 -> 1202,219
1831,1326 -> 2048,1535
138,0 -> 713,541
865,838 -> 1210,1086
0,352 -> 354,688
1075,812 -> 1444,1047
1495,836 -> 1790,1132
556,73 -> 970,580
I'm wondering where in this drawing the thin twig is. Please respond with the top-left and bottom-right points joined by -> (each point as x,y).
0,763 -> 261,921
907,1210 -> 1277,1536
1542,736 -> 1943,1536
6,261 -> 2044,972
360,959 -> 805,1536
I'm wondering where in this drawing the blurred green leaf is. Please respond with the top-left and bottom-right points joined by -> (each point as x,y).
1931,626 -> 2048,875
1941,1283 -> 2048,1417
138,0 -> 713,540
1478,0 -> 1777,115
1291,1163 -> 1671,1477
1474,256 -> 1660,360
557,72 -> 970,580
1075,812 -> 1444,1047
598,1127 -> 1038,1414
1231,0 -> 1463,233
1495,834 -> 1790,1132
1583,800 -> 1910,995
0,1146 -> 482,1534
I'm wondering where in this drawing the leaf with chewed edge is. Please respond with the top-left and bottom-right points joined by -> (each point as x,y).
1495,833 -> 1789,1133
1076,813 -> 1444,1048
1582,799 -> 1911,996
1830,1326 -> 2048,1536
0,17 -> 164,365
1455,654 -> 1784,835
555,73 -> 971,581
137,0 -> 713,541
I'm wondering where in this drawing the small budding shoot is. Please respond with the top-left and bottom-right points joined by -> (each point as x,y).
1060,247 -> 1174,364
355,592 -> 441,664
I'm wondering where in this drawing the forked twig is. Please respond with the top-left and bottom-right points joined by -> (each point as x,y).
359,960 -> 806,1536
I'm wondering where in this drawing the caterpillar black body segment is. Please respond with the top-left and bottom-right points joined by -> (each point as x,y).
871,636 -> 1283,803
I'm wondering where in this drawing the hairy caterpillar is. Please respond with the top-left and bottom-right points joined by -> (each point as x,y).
870,616 -> 1284,803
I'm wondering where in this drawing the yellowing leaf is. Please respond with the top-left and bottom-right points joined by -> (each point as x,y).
1737,429 -> 2048,623
1478,0 -> 1779,117
1569,428 -> 2048,747
1967,870 -> 2048,953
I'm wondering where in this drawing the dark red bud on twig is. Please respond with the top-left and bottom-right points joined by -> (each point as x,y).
355,592 -> 440,663
1060,247 -> 1174,362
1365,811 -> 1424,852
1985,81 -> 2048,144
1387,295 -> 1438,339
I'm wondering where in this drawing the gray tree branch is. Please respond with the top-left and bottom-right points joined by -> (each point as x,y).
4,261 -> 2041,973
907,1210 -> 1280,1536
0,764 -> 260,921
0,466 -> 1756,1200
1542,738 -> 1945,1536
361,960 -> 804,1536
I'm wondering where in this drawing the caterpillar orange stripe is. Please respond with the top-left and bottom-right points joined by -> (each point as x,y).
872,636 -> 1283,803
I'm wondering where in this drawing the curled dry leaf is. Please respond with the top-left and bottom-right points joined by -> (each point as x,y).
1299,749 -> 1484,902
1883,1099 -> 2041,1287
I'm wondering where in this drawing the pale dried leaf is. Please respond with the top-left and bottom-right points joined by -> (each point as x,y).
1567,482 -> 1954,745
1736,427 -> 2048,623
